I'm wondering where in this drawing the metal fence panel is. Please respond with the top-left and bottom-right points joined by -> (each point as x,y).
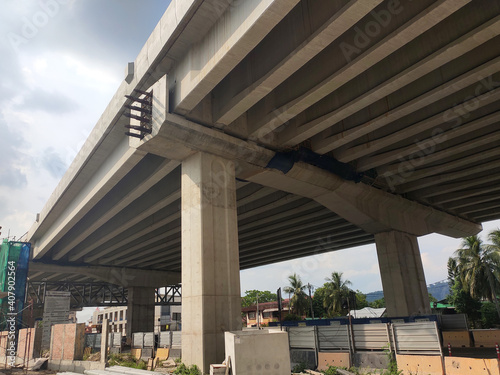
172,331 -> 182,349
288,327 -> 317,349
108,332 -> 122,347
317,325 -> 349,351
392,322 -> 442,355
353,323 -> 390,351
132,332 -> 144,348
85,333 -> 101,350
159,331 -> 172,348
439,314 -> 468,331
144,332 -> 155,348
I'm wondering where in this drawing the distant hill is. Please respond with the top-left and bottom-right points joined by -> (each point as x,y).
365,280 -> 449,303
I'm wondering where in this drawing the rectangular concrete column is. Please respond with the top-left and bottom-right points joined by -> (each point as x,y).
375,231 -> 431,317
101,318 -> 109,364
126,287 -> 155,339
182,152 -> 242,373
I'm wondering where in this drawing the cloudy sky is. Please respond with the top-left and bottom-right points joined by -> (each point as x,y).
1,1 -> 500,322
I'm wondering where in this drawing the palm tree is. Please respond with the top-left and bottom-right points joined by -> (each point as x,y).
323,272 -> 352,317
488,229 -> 500,252
453,235 -> 500,318
283,273 -> 308,316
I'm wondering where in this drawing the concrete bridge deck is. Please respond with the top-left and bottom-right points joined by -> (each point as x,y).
24,0 -> 500,371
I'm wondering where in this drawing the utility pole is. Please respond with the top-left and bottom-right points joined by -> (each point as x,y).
256,292 -> 260,329
307,283 -> 314,319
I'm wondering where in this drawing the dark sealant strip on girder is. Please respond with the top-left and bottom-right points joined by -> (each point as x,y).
266,147 -> 363,182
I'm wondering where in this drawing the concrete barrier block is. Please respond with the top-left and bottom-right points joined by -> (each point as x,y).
396,354 -> 444,375
317,352 -> 350,371
353,352 -> 389,370
225,330 -> 291,375
443,331 -> 471,347
444,356 -> 500,375
131,348 -> 142,360
472,329 -> 500,347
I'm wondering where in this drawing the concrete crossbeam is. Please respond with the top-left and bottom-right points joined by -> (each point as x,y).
245,162 -> 481,238
145,114 -> 480,237
29,263 -> 180,287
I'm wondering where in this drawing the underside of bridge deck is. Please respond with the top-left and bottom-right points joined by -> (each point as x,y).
25,0 -> 500,371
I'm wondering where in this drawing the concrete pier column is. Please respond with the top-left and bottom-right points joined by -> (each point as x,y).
375,231 -> 431,317
126,287 -> 155,339
181,152 -> 242,372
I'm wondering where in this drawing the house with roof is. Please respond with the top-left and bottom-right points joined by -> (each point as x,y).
242,299 -> 290,327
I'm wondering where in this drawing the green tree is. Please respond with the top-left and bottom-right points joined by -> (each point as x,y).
312,286 -> 327,318
355,290 -> 369,309
448,280 -> 481,326
241,290 -> 277,308
370,297 -> 385,308
323,272 -> 352,317
283,273 -> 308,316
428,293 -> 438,303
453,235 -> 500,318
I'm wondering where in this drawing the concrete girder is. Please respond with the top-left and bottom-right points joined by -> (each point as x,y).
239,201 -> 320,230
241,236 -> 374,269
113,236 -> 181,266
212,0 -> 383,126
338,87 -> 500,164
29,263 -> 180,287
170,0 -> 300,115
240,224 -> 360,254
240,215 -> 343,245
256,0 -> 471,145
51,158 -> 179,261
95,225 -> 180,264
32,144 -> 145,259
459,201 -> 500,216
474,211 -> 500,222
379,145 -> 500,183
246,162 -> 481,238
133,248 -> 180,269
449,193 -> 500,211
237,186 -> 277,207
415,171 -> 500,200
310,17 -> 500,154
398,158 -> 500,195
431,184 -> 500,205
357,110 -> 500,172
65,190 -> 180,262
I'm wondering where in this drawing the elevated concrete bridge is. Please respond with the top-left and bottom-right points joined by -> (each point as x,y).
26,0 -> 499,371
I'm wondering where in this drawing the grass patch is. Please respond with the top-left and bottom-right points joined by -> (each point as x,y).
108,353 -> 148,370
